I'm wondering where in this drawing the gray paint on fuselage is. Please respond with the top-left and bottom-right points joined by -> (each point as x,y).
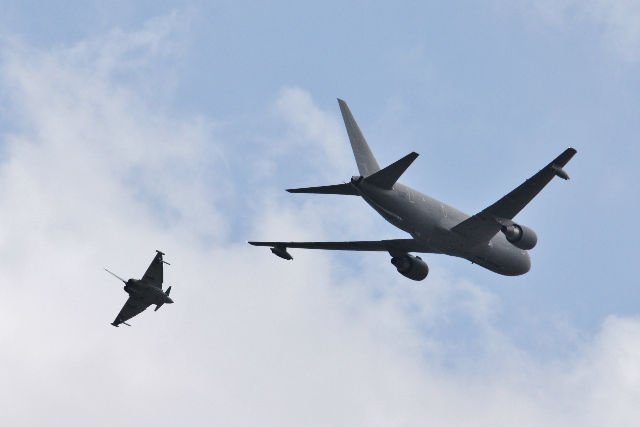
356,181 -> 531,276
249,100 -> 575,279
124,279 -> 173,306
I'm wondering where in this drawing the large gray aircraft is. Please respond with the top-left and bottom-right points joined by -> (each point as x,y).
249,99 -> 576,281
105,250 -> 173,326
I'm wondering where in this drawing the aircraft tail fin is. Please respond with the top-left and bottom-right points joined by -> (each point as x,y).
338,99 -> 380,177
287,183 -> 358,195
364,152 -> 419,189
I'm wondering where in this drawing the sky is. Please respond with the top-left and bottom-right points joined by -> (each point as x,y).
0,1 -> 639,426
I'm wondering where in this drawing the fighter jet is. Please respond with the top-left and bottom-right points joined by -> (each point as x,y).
249,99 -> 576,281
105,250 -> 174,326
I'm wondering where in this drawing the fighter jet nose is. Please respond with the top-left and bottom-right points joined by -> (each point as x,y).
167,297 -> 174,304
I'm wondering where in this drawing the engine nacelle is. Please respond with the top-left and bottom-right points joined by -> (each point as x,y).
390,254 -> 429,281
501,223 -> 537,250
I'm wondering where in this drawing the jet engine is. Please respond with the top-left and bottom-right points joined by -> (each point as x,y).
501,223 -> 537,250
391,254 -> 429,281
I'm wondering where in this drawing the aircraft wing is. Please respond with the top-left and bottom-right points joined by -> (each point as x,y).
141,251 -> 165,288
452,147 -> 577,243
112,296 -> 150,327
249,239 -> 435,257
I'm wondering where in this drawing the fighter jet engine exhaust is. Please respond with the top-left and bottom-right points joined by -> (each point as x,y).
390,254 -> 429,281
501,223 -> 538,250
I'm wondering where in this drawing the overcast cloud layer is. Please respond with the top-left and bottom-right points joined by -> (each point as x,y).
0,4 -> 639,427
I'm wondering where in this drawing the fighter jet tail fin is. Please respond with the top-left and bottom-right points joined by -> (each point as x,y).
364,152 -> 419,189
338,99 -> 381,177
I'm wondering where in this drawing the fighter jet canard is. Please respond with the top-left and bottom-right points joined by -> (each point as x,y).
249,99 -> 577,281
105,250 -> 174,327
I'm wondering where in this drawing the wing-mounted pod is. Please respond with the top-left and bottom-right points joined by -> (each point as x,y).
390,254 -> 429,281
111,321 -> 131,327
156,250 -> 170,265
270,245 -> 293,260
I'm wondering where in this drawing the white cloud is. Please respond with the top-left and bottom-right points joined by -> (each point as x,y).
500,0 -> 640,61
0,13 -> 639,427
271,86 -> 354,179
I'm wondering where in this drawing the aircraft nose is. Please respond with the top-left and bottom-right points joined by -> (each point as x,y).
167,297 -> 174,304
502,250 -> 531,276
515,251 -> 531,275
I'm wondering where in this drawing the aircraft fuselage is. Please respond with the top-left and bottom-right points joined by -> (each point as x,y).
355,180 -> 531,276
124,279 -> 174,305
249,100 -> 575,280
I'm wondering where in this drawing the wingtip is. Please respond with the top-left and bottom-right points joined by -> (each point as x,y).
550,147 -> 577,168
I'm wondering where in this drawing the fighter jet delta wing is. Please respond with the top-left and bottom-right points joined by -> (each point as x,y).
452,147 -> 577,245
248,238 -> 436,260
141,250 -> 169,288
112,296 -> 150,327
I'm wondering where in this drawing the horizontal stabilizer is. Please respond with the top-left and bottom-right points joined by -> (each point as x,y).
364,152 -> 419,189
287,183 -> 358,195
270,245 -> 293,260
